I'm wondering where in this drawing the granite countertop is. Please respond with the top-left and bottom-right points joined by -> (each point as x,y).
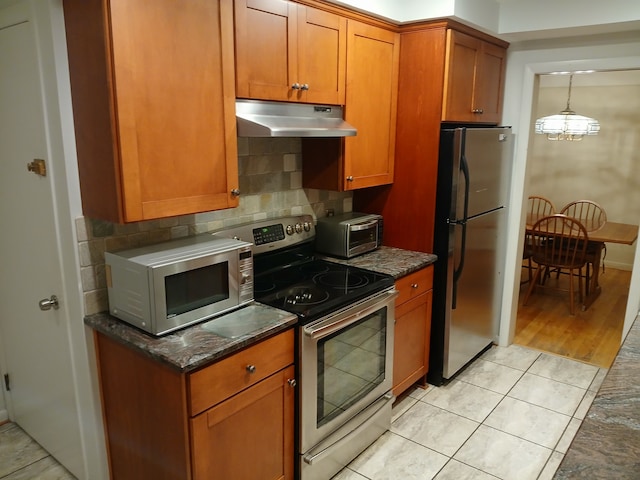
85,246 -> 436,373
319,246 -> 437,279
554,317 -> 640,479
85,303 -> 297,373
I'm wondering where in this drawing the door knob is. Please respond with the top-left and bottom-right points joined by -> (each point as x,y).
38,295 -> 59,311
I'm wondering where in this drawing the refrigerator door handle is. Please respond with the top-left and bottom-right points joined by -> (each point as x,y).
452,152 -> 471,309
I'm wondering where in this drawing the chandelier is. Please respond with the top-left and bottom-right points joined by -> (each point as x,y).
534,74 -> 600,141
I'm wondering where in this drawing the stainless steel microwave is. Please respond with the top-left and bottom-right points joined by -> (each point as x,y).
315,212 -> 383,258
105,235 -> 253,336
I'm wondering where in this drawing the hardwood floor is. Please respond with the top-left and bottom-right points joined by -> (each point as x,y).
514,265 -> 630,368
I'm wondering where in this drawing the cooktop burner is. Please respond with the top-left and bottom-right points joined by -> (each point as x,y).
255,259 -> 394,323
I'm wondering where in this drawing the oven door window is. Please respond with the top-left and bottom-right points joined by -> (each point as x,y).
317,307 -> 387,427
165,263 -> 229,317
349,227 -> 376,249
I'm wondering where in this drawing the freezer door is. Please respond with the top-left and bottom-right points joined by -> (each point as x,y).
459,128 -> 513,219
443,207 -> 504,379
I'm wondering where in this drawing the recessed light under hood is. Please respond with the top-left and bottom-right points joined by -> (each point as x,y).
235,99 -> 357,137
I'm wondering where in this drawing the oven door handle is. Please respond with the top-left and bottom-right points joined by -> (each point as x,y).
303,391 -> 394,465
302,289 -> 398,340
349,219 -> 379,231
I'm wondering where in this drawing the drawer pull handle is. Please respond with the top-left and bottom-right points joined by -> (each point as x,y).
411,283 -> 419,289
246,365 -> 256,374
287,378 -> 297,388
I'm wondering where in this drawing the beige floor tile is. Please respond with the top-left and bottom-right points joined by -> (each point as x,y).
508,372 -> 587,416
422,380 -> 503,423
483,396 -> 571,449
348,431 -> 449,480
454,425 -> 552,480
391,401 -> 479,457
481,344 -> 541,371
0,423 -> 49,478
434,459 -> 500,479
456,359 -> 524,394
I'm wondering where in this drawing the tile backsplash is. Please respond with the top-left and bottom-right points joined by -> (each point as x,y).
77,137 -> 352,315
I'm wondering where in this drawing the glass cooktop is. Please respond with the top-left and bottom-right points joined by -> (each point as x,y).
254,259 -> 394,324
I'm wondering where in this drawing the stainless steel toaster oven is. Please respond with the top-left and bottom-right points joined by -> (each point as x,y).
315,212 -> 383,258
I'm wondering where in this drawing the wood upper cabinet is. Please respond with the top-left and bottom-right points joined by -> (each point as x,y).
442,29 -> 507,124
302,20 -> 399,191
94,329 -> 295,480
234,0 -> 346,105
393,266 -> 433,397
62,0 -> 239,223
354,24 -> 507,253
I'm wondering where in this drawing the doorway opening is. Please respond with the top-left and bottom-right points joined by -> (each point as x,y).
513,70 -> 640,368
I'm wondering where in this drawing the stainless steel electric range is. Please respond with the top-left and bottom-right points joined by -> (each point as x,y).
213,214 -> 397,480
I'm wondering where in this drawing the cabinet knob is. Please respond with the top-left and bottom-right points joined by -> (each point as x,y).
346,176 -> 354,182
246,365 -> 256,374
411,283 -> 419,289
301,83 -> 309,91
287,378 -> 297,388
472,108 -> 484,114
231,188 -> 240,197
291,83 -> 301,90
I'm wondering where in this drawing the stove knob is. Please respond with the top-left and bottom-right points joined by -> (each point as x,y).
295,223 -> 303,233
286,224 -> 294,235
303,222 -> 311,232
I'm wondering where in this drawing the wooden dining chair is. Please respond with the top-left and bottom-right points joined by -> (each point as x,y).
559,200 -> 607,290
522,196 -> 556,284
560,200 -> 607,232
523,214 -> 589,315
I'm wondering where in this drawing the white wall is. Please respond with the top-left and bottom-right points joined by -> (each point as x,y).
499,36 -> 640,345
498,0 -> 640,40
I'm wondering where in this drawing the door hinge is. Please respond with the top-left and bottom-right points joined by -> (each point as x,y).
4,373 -> 9,391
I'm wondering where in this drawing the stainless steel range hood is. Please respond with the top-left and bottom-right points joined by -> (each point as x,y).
235,99 -> 357,137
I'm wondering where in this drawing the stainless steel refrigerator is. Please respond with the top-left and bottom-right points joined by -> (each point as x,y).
428,127 -> 514,386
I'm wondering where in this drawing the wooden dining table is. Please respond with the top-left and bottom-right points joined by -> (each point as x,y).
526,216 -> 639,309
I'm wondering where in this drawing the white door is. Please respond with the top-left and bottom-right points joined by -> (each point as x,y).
0,5 -> 83,475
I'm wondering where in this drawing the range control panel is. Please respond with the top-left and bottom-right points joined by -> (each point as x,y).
210,215 -> 315,254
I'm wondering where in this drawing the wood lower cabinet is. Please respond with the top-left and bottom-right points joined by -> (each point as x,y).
442,29 -> 507,124
62,0 -> 239,223
302,20 -> 399,191
191,365 -> 295,480
234,0 -> 346,105
393,266 -> 433,397
94,329 -> 295,480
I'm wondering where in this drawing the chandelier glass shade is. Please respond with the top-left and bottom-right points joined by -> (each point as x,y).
534,74 -> 600,141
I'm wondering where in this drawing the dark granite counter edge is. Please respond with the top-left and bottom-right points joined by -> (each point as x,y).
553,317 -> 640,479
319,246 -> 437,279
85,304 -> 298,374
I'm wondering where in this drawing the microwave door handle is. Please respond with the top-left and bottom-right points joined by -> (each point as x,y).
349,220 -> 379,231
303,289 -> 398,340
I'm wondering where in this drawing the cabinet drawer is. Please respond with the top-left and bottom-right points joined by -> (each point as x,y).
188,329 -> 294,416
395,266 -> 433,306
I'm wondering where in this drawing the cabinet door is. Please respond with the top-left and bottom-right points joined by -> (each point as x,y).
442,29 -> 506,124
393,291 -> 432,397
442,29 -> 480,122
64,0 -> 239,222
235,0 -> 298,101
191,365 -> 295,480
297,6 -> 346,105
343,20 -> 399,190
474,41 -> 506,124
